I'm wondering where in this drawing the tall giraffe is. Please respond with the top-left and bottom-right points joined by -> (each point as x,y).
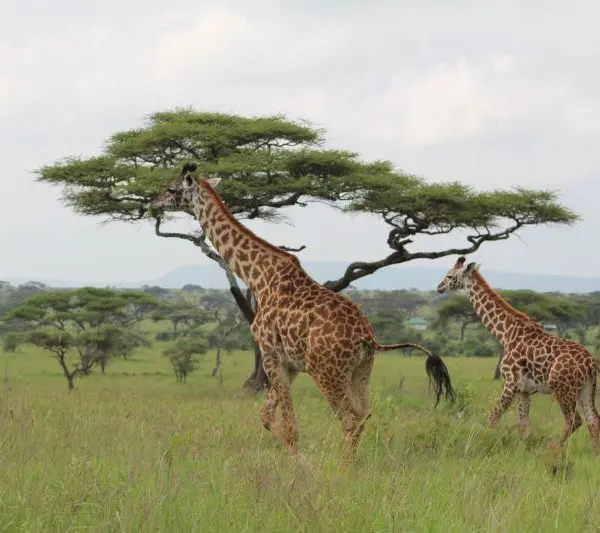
151,163 -> 455,460
436,256 -> 599,454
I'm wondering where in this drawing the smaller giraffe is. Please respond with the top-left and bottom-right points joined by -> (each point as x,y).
436,256 -> 600,454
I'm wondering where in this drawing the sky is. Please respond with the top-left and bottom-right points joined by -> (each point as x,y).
2,0 -> 600,284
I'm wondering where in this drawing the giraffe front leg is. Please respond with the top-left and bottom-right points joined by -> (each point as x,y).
517,392 -> 532,438
488,382 -> 517,427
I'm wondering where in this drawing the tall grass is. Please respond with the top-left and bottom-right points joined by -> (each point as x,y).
0,346 -> 599,532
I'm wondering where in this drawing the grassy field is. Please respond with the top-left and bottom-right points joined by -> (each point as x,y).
1,344 -> 600,532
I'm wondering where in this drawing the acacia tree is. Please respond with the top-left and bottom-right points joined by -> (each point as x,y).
36,109 -> 579,392
5,288 -> 157,389
163,335 -> 208,383
210,309 -> 241,386
501,290 -> 586,336
152,300 -> 211,336
433,295 -> 480,350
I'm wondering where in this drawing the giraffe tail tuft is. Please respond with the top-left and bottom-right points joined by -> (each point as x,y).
373,341 -> 456,408
426,352 -> 456,408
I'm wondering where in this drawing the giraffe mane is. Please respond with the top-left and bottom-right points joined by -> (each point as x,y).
471,270 -> 543,330
197,177 -> 300,264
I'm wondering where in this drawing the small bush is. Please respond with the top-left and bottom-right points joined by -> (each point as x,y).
2,333 -> 20,352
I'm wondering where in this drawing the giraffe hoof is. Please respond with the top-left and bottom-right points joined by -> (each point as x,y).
262,423 -> 271,431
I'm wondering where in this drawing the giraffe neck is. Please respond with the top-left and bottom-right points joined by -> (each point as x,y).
467,271 -> 530,345
192,182 -> 297,297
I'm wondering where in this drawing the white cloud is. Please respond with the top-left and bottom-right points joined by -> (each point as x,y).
375,59 -> 505,150
3,1 -> 600,280
152,8 -> 251,78
491,54 -> 517,75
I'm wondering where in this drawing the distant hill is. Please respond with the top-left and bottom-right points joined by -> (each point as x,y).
6,261 -> 600,293
147,262 -> 600,293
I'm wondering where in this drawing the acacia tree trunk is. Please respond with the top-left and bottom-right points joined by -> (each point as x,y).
243,344 -> 269,393
229,285 -> 270,393
212,346 -> 224,387
57,353 -> 77,392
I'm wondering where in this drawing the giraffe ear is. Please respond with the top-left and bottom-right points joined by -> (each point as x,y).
207,177 -> 222,189
465,262 -> 477,273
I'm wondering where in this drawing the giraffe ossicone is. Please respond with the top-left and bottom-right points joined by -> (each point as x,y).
151,163 -> 456,461
437,256 -> 600,455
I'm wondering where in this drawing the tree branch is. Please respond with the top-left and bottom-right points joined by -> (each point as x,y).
323,220 -> 526,292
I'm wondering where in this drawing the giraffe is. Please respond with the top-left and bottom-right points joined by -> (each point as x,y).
150,162 -> 456,461
436,256 -> 600,455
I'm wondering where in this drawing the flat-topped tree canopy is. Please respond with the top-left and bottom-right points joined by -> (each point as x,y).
40,109 -> 384,223
38,109 -> 577,278
37,108 -> 579,391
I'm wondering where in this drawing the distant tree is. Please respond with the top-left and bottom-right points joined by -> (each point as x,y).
37,109 -> 579,393
142,285 -> 171,299
5,288 -> 158,389
394,291 -> 430,315
433,296 -> 480,350
211,310 -> 241,386
164,335 -> 209,383
182,284 -> 203,292
200,291 -> 236,311
570,293 -> 600,344
2,332 -> 20,352
78,325 -> 151,375
152,301 -> 211,335
501,290 -> 586,336
368,309 -> 424,347
18,281 -> 47,292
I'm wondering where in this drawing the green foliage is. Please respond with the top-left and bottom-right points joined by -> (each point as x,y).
78,325 -> 151,373
434,296 -> 478,331
368,309 -> 421,345
2,332 -> 20,352
347,179 -> 578,238
152,300 -> 212,334
4,288 -> 158,389
501,290 -> 587,335
37,109 -> 578,293
163,334 -> 209,383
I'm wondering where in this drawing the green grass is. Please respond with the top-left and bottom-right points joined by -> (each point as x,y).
0,346 -> 599,532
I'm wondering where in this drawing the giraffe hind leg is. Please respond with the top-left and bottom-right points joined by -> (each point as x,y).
348,353 -> 374,424
552,392 -> 582,454
311,370 -> 363,464
578,376 -> 600,455
343,355 -> 375,456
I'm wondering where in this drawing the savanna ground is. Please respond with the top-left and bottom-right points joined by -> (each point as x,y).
1,340 -> 600,533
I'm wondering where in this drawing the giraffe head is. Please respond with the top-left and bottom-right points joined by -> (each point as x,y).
436,256 -> 481,294
150,162 -> 221,212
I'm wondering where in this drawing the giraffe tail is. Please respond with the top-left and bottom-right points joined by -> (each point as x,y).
373,342 -> 456,408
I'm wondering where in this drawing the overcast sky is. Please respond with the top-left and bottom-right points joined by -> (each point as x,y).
2,0 -> 600,284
